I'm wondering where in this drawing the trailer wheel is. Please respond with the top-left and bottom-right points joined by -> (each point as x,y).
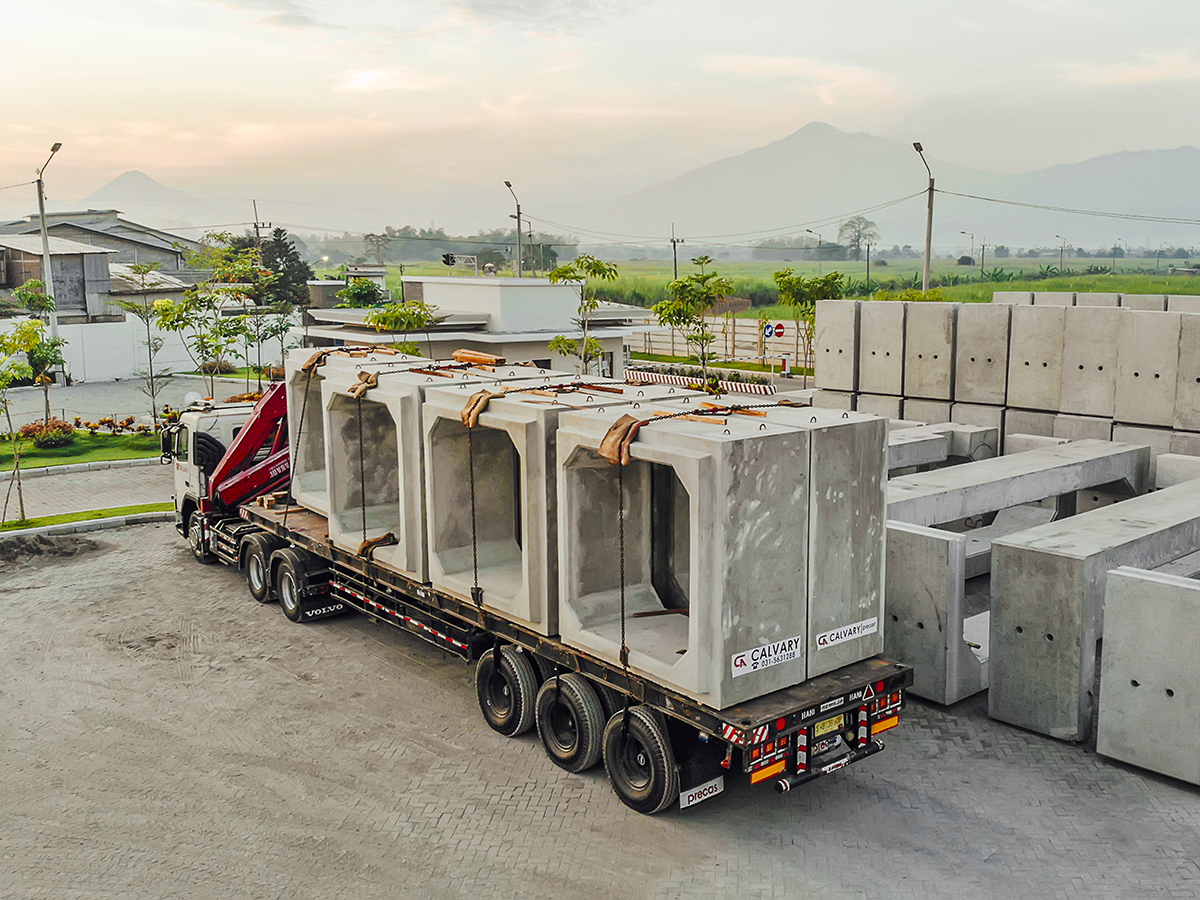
274,551 -> 308,623
590,681 -> 625,722
535,673 -> 604,772
188,511 -> 215,564
602,706 -> 679,815
475,646 -> 537,737
242,534 -> 277,603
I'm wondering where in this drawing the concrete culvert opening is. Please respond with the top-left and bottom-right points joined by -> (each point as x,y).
290,369 -> 327,502
328,396 -> 401,540
428,419 -> 524,602
563,449 -> 692,668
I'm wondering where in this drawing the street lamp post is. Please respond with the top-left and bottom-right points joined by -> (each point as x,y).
805,228 -> 823,276
504,181 -> 522,278
1112,238 -> 1122,275
979,240 -> 987,276
914,142 -> 934,292
865,242 -> 872,289
960,230 -> 974,263
36,142 -> 63,342
1055,235 -> 1066,271
670,223 -> 685,280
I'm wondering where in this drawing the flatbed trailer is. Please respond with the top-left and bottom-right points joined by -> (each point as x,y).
185,498 -> 913,813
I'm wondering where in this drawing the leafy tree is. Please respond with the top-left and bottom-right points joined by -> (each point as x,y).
547,254 -> 619,375
113,263 -> 174,427
12,280 -> 66,423
229,228 -> 313,306
691,255 -> 713,274
774,270 -> 844,375
155,233 -> 277,397
365,298 -> 444,358
1,319 -> 47,523
652,266 -> 733,382
335,277 -> 388,308
837,216 -> 880,261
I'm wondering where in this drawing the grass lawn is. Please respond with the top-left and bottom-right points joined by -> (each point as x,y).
1,432 -> 161,472
0,502 -> 173,532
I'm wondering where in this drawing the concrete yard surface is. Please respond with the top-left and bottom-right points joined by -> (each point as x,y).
3,525 -> 1199,900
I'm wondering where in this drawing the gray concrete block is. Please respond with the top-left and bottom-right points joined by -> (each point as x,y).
1119,294 -> 1167,311
1004,434 -> 1069,455
1112,424 -> 1173,485
422,377 -> 688,636
1114,310 -> 1181,427
904,302 -> 956,400
856,393 -> 903,419
814,300 -> 859,391
1170,430 -> 1200,457
1097,567 -> 1200,785
1154,454 -> 1200,490
555,404 -> 886,706
953,303 -> 1010,405
1033,292 -> 1076,306
858,301 -> 906,395
923,423 -> 1000,460
952,403 -> 1004,434
812,389 -> 855,410
888,428 -> 950,471
887,439 -> 1151,528
1173,314 -> 1200,431
989,480 -> 1200,741
1053,414 -> 1113,442
1165,295 -> 1200,313
902,398 -> 951,424
884,522 -> 986,705
1007,306 -> 1065,412
1060,306 -> 1119,417
991,292 -> 1032,305
1004,410 -> 1056,451
1074,293 -> 1120,308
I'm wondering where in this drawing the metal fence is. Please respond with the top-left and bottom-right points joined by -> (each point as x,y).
628,315 -> 814,370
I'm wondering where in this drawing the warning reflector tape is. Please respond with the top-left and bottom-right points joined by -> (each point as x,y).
331,582 -> 469,651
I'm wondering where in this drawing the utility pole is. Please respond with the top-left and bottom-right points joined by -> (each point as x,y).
865,242 -> 872,289
670,224 -> 684,280
914,142 -> 934,292
505,181 -> 522,278
805,229 -> 823,276
528,222 -> 536,276
1055,234 -> 1066,271
980,241 -> 987,276
251,199 -> 270,246
36,142 -> 63,344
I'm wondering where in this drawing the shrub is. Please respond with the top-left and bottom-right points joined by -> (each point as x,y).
199,359 -> 237,375
19,417 -> 77,449
224,392 -> 263,402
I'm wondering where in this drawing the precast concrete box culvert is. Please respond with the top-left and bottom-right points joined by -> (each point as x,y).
421,379 -> 700,636
284,347 -> 422,517
321,361 -> 575,582
555,401 -> 887,709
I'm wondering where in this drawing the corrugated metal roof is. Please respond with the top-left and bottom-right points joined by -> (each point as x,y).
108,263 -> 190,293
0,234 -> 114,255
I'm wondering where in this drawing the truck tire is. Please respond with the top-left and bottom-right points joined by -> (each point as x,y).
590,681 -> 625,722
602,706 -> 680,815
242,533 -> 279,603
188,511 -> 215,564
475,646 -> 537,737
536,673 -> 605,773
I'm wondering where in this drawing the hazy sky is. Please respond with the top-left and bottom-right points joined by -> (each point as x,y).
4,0 -> 1200,234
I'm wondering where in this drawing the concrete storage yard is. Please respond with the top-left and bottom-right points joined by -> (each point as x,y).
5,526 -> 1199,900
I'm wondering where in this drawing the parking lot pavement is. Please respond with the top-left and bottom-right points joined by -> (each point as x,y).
4,525 -> 1199,900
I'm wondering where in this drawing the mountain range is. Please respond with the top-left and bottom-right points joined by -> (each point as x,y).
74,124 -> 1200,254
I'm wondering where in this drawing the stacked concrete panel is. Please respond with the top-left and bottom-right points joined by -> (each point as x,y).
992,292 -> 1032,305
813,299 -> 859,391
857,301 -> 906,396
1006,306 -> 1065,412
1032,292 -> 1075,307
1166,295 -> 1200,313
555,404 -> 886,708
904,302 -> 955,400
989,479 -> 1200,741
951,403 -> 1004,434
953,303 -> 1010,406
1174,313 -> 1200,432
857,393 -> 903,419
1119,295 -> 1166,311
1074,293 -> 1120,308
1114,310 -> 1181,427
1097,567 -> 1200,785
902,398 -> 951,424
1052,414 -> 1112,442
1059,306 -> 1118,417
422,379 -> 700,636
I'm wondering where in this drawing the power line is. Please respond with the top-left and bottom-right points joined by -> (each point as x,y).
936,188 -> 1200,227
0,179 -> 35,193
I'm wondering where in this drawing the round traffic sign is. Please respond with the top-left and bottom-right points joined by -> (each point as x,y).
774,323 -> 785,338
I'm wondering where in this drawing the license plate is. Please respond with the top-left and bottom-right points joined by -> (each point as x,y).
814,714 -> 843,738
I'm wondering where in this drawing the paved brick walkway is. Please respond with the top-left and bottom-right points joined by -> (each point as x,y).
3,525 -> 1198,900
2,463 -> 174,519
